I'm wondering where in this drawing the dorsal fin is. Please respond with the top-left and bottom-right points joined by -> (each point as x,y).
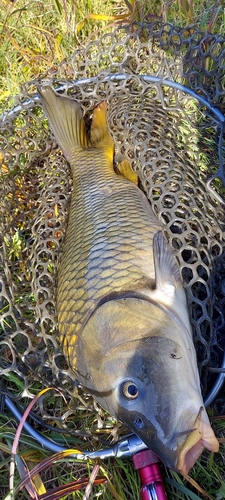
90,101 -> 114,162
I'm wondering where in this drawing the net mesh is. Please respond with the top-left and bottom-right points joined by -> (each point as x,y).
0,21 -> 225,428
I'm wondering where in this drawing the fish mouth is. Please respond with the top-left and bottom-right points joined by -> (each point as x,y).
176,407 -> 219,476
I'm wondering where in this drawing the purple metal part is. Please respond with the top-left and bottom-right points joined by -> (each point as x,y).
133,450 -> 168,500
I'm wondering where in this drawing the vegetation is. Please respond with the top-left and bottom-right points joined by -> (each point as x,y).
0,1 -> 225,499
0,0 -> 224,102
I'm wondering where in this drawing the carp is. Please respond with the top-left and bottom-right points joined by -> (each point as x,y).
38,85 -> 219,475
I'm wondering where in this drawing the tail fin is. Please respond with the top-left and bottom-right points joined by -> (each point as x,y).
38,85 -> 89,160
90,101 -> 114,162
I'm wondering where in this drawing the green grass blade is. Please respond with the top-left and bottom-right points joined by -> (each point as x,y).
166,477 -> 213,500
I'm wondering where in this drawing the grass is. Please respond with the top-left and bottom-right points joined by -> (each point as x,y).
0,388 -> 224,499
0,0 -> 224,101
0,0 -> 225,499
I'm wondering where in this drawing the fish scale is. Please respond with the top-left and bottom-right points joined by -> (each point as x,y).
57,147 -> 162,359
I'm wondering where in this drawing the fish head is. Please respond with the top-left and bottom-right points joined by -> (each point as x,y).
79,296 -> 219,475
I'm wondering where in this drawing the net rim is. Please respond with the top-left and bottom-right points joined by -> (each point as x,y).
1,73 -> 225,123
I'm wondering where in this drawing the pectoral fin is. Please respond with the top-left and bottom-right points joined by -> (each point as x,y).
153,231 -> 181,291
151,231 -> 191,331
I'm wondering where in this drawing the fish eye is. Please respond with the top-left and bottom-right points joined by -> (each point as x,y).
121,381 -> 139,399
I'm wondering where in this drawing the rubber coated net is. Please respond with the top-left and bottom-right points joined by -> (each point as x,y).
0,22 -> 225,428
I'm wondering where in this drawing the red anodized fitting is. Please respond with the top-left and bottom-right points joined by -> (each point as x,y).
132,449 -> 168,500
